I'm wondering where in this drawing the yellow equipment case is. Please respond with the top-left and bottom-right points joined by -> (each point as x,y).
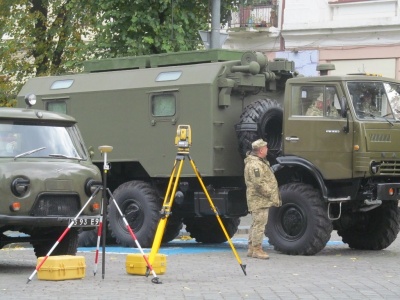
37,255 -> 86,281
126,253 -> 167,275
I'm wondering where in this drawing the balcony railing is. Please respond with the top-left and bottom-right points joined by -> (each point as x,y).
227,3 -> 278,29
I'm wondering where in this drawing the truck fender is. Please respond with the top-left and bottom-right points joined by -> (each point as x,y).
276,156 -> 328,202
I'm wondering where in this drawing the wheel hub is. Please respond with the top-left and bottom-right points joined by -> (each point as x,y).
280,206 -> 306,239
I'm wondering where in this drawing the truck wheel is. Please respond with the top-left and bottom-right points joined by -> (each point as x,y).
162,216 -> 183,243
32,229 -> 79,258
237,99 -> 283,162
183,217 -> 240,243
78,226 -> 117,247
266,183 -> 332,255
77,229 -> 98,247
108,181 -> 160,247
337,201 -> 399,250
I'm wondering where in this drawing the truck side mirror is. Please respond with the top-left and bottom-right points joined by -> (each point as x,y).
340,96 -> 350,134
340,96 -> 347,118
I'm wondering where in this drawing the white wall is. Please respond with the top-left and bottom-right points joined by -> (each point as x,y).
282,0 -> 400,49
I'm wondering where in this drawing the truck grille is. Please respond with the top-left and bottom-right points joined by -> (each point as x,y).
30,194 -> 80,217
380,160 -> 400,175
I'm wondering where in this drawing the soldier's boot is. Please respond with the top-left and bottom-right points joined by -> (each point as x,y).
252,245 -> 269,259
247,244 -> 253,257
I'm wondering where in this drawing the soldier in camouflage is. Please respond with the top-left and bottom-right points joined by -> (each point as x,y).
359,92 -> 378,115
306,98 -> 323,116
244,139 -> 281,259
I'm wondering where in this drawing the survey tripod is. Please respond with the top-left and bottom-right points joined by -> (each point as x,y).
148,125 -> 246,276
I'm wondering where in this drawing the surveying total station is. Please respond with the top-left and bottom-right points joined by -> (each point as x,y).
148,125 -> 246,276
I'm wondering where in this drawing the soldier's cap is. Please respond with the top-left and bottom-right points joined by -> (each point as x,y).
252,139 -> 267,149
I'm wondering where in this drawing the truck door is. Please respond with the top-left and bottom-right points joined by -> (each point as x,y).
283,84 -> 354,180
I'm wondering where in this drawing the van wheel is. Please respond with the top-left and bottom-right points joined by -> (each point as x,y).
183,217 -> 240,243
266,183 -> 332,255
337,201 -> 399,250
32,229 -> 79,258
108,181 -> 161,247
236,99 -> 283,163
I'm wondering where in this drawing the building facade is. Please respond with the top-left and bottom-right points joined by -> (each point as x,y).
224,0 -> 400,79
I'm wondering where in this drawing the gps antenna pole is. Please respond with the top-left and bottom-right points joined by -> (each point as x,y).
93,197 -> 104,276
99,145 -> 113,280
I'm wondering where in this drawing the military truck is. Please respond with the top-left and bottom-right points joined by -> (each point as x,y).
17,49 -> 400,255
0,99 -> 102,257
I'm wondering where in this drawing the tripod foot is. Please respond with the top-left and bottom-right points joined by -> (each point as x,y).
240,264 -> 247,276
151,277 -> 162,284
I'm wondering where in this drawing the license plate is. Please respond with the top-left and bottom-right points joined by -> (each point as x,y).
69,217 -> 100,227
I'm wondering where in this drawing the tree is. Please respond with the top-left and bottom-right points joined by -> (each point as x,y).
0,0 -> 99,105
88,0 -> 239,58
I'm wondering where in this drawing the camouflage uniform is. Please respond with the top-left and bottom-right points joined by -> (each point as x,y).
360,101 -> 378,114
305,100 -> 323,116
306,100 -> 339,117
244,149 -> 281,254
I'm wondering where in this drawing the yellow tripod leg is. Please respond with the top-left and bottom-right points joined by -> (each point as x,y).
189,157 -> 247,275
148,158 -> 185,265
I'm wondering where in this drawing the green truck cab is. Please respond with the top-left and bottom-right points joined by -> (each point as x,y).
17,49 -> 400,255
0,103 -> 102,257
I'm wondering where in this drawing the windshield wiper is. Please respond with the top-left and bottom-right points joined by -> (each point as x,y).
14,147 -> 46,160
49,154 -> 82,161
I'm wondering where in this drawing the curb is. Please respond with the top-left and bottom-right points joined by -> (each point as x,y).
179,226 -> 250,237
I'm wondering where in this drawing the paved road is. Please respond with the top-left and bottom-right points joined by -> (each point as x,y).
1,220 -> 400,300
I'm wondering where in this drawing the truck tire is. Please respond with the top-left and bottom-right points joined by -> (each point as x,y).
183,217 -> 240,243
266,183 -> 332,255
32,229 -> 79,258
78,226 -> 117,247
337,201 -> 399,250
108,181 -> 161,247
162,216 -> 183,243
237,99 -> 283,162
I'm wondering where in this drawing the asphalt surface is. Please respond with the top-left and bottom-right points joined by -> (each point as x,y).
1,215 -> 400,300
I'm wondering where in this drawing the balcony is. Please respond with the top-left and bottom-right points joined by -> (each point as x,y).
227,1 -> 278,31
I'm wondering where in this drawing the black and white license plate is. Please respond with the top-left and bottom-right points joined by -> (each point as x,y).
69,217 -> 100,227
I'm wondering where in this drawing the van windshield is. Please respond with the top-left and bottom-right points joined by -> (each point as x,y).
0,123 -> 87,159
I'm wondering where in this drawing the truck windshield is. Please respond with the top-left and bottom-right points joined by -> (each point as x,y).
0,123 -> 87,159
347,81 -> 400,121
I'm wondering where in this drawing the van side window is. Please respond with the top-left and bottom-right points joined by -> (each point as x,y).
151,94 -> 176,117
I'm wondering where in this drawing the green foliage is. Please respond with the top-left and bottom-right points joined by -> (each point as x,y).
0,0 -> 99,106
90,0 -> 239,58
0,76 -> 17,107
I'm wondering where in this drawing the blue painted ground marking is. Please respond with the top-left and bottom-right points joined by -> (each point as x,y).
77,238 -> 343,255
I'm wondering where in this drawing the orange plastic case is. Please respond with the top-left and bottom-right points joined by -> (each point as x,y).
125,253 -> 166,275
37,255 -> 86,281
